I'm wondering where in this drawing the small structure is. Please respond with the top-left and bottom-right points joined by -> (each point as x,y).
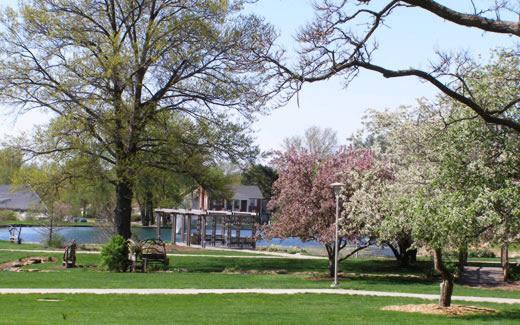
155,209 -> 258,249
62,240 -> 77,268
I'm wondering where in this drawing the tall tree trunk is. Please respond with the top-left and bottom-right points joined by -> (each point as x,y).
140,206 -> 147,226
81,200 -> 87,218
386,242 -> 399,259
397,237 -> 413,266
386,236 -> 416,266
146,191 -> 154,225
439,277 -> 454,307
48,214 -> 54,245
409,248 -> 417,263
501,243 -> 509,282
325,243 -> 335,277
433,249 -> 454,307
457,245 -> 468,276
115,180 -> 133,239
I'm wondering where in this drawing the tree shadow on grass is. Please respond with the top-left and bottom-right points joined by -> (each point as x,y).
459,309 -> 520,322
171,258 -> 327,273
171,257 -> 434,275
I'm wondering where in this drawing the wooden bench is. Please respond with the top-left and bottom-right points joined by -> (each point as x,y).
128,239 -> 169,272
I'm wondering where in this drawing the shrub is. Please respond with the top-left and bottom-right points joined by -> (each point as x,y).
44,233 -> 65,248
0,210 -> 17,221
468,248 -> 496,258
510,264 -> 520,281
131,214 -> 141,222
101,235 -> 129,272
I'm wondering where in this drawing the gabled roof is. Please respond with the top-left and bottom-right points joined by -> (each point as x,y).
230,185 -> 263,200
0,185 -> 43,211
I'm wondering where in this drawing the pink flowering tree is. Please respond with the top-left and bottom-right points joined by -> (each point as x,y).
267,147 -> 373,276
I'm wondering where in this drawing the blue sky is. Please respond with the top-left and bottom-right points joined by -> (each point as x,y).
0,0 -> 516,153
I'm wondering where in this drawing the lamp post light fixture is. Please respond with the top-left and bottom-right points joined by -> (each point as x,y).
330,182 -> 345,288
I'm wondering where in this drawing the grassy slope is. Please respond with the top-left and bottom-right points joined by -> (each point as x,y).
0,294 -> 519,324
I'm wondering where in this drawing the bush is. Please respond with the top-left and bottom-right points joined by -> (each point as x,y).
509,264 -> 520,281
468,248 -> 496,258
101,235 -> 129,272
0,210 -> 17,221
44,233 -> 65,248
131,214 -> 141,222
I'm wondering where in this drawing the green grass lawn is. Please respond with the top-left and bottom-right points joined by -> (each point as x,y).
0,240 -> 46,250
0,294 -> 518,324
3,246 -> 520,324
2,249 -> 520,299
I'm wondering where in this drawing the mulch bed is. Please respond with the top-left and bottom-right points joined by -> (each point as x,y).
0,256 -> 57,272
382,304 -> 497,316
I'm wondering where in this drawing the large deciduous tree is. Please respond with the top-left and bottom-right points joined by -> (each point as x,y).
267,147 -> 373,276
282,126 -> 339,158
260,1 -> 519,131
353,98 -> 519,307
0,0 -> 277,238
241,163 -> 278,201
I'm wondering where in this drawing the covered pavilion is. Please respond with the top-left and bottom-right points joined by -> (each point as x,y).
154,208 -> 258,249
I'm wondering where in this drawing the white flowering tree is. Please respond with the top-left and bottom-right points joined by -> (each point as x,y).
345,95 -> 519,306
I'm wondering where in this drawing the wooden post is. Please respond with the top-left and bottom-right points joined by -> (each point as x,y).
212,216 -> 217,247
181,214 -> 185,243
201,215 -> 206,248
224,216 -> 229,247
156,211 -> 161,240
171,214 -> 177,245
501,244 -> 509,281
237,216 -> 241,248
196,215 -> 201,245
251,216 -> 256,250
228,215 -> 233,248
187,215 -> 192,247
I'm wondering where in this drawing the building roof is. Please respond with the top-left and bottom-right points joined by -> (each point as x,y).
230,185 -> 263,200
0,185 -> 43,211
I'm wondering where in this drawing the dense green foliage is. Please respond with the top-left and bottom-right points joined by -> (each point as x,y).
100,236 -> 129,272
241,164 -> 278,199
0,210 -> 17,221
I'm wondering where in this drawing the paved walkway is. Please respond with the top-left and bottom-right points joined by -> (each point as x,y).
0,248 -> 324,260
0,288 -> 519,304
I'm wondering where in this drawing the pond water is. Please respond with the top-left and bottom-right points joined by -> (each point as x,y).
0,226 -> 394,256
